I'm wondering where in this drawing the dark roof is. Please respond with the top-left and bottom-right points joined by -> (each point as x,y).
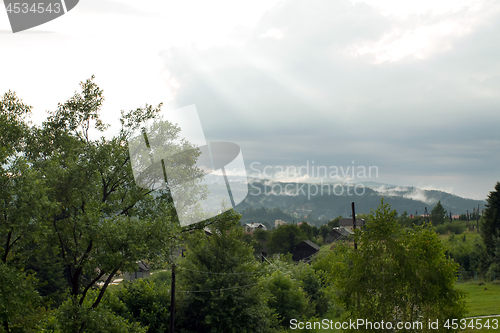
339,218 -> 364,227
331,226 -> 353,237
137,261 -> 151,272
297,240 -> 320,251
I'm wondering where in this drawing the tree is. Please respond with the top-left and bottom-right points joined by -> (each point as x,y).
0,76 -> 209,332
298,222 -> 314,240
481,182 -> 500,257
0,262 -> 45,332
265,270 -> 309,327
24,77 -> 186,315
0,91 -> 49,266
332,199 -> 465,332
398,211 -> 413,228
267,224 -> 306,255
319,224 -> 330,243
107,277 -> 171,333
176,212 -> 277,333
327,216 -> 342,228
430,201 -> 446,225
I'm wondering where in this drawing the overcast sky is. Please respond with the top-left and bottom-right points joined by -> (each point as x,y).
1,0 -> 499,200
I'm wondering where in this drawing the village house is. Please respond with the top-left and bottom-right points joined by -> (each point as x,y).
243,222 -> 267,233
338,218 -> 364,231
292,240 -> 320,262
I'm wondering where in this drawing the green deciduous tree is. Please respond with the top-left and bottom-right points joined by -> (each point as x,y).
319,224 -> 330,243
0,262 -> 45,332
265,269 -> 309,327
1,92 -> 49,266
267,224 -> 306,255
23,77 -> 184,318
177,212 -> 277,333
332,199 -> 465,333
107,278 -> 171,333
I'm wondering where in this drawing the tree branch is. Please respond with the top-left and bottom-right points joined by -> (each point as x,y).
92,266 -> 120,309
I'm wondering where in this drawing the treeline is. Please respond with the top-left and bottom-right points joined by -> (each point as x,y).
96,200 -> 466,333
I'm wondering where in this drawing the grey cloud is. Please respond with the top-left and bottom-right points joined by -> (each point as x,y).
160,0 -> 500,199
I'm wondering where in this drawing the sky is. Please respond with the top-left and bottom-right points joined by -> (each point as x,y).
1,0 -> 499,200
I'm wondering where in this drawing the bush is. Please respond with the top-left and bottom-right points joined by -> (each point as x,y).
486,263 -> 500,282
435,221 -> 466,235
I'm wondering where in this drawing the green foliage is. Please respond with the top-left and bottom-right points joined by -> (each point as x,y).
24,244 -> 70,308
294,263 -> 331,317
177,212 -> 277,333
318,224 -> 330,243
253,228 -> 269,242
265,270 -> 310,327
19,77 -> 194,313
435,220 -> 466,235
430,200 -> 447,225
0,92 -> 49,267
0,77 -> 205,331
46,294 -> 146,333
0,262 -> 45,332
327,216 -> 342,228
107,279 -> 170,333
481,182 -> 500,257
298,223 -> 314,240
332,199 -> 466,332
267,224 -> 307,255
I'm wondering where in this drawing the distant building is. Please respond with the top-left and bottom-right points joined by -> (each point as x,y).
296,222 -> 310,226
452,215 -> 460,220
339,218 -> 364,231
292,240 -> 320,262
124,260 -> 151,281
275,219 -> 287,228
324,226 -> 353,243
243,222 -> 267,233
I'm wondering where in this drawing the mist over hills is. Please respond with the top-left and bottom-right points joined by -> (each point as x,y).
231,179 -> 486,225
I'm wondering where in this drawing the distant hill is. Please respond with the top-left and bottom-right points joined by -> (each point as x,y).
238,207 -> 294,229
232,179 -> 486,226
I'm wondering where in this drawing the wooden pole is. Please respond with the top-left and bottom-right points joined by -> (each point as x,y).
351,202 -> 357,250
170,264 -> 176,333
477,204 -> 480,232
351,202 -> 359,312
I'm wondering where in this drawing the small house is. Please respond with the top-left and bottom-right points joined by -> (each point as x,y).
339,218 -> 364,231
124,261 -> 151,281
243,222 -> 267,233
324,226 -> 353,243
292,240 -> 320,262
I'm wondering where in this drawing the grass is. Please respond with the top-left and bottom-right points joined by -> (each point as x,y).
456,282 -> 500,332
456,282 -> 500,317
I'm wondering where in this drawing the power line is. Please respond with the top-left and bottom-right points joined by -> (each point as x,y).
177,267 -> 269,275
176,282 -> 260,293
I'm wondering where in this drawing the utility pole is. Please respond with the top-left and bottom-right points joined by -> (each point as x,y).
351,202 -> 359,313
351,202 -> 357,250
170,263 -> 176,333
477,204 -> 480,232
